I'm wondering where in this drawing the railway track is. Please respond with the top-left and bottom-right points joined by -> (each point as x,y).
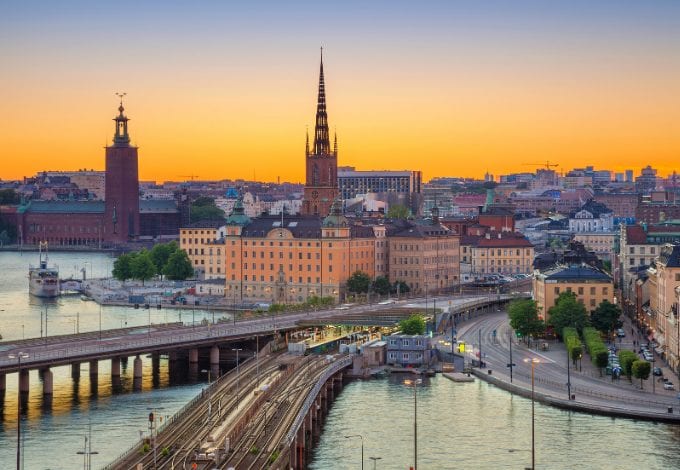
220,356 -> 334,470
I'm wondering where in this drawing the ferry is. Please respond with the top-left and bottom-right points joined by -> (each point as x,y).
28,242 -> 60,298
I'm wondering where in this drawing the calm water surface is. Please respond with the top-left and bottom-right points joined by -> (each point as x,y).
0,251 -> 215,469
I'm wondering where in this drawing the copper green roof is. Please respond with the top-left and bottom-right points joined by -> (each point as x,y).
21,200 -> 105,214
226,198 -> 250,226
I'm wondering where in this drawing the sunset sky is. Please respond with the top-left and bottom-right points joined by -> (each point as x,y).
1,1 -> 679,183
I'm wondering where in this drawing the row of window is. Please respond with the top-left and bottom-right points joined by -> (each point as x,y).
29,224 -> 102,233
387,352 -> 423,360
554,286 -> 609,296
629,246 -> 656,255
477,249 -> 531,256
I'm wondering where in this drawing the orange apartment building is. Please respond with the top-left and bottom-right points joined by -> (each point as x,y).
179,221 -> 226,280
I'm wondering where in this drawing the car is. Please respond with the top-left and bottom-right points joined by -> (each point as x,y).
616,329 -> 626,338
378,299 -> 395,305
653,367 -> 663,376
664,382 -> 675,390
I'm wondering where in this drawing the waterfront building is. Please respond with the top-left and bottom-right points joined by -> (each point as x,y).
223,198 -> 381,304
386,334 -> 433,367
647,244 -> 680,367
301,51 -> 339,216
13,100 -> 181,247
533,265 -> 613,319
179,220 -> 226,280
388,210 -> 460,295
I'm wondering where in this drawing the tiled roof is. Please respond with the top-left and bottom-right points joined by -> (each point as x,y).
462,233 -> 532,248
625,225 -> 647,244
24,200 -> 105,213
390,221 -> 453,238
658,244 -> 680,268
541,264 -> 612,281
182,220 -> 224,229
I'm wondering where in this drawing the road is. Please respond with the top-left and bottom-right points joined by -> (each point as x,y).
456,312 -> 680,415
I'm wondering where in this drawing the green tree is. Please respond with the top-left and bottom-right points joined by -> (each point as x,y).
163,250 -> 194,280
130,250 -> 156,285
632,360 -> 651,389
386,204 -> 410,220
150,241 -> 178,277
399,314 -> 426,335
602,260 -> 612,273
508,299 -> 545,342
372,276 -> 391,296
590,300 -> 622,337
0,189 -> 19,204
392,280 -> 410,295
112,253 -> 134,281
347,271 -> 371,294
548,292 -> 589,335
190,197 -> 225,222
618,350 -> 638,381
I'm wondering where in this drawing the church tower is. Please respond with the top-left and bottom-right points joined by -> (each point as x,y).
104,94 -> 140,243
301,50 -> 339,216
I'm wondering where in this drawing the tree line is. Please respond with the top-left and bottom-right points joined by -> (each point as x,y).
346,271 -> 410,296
112,241 -> 194,283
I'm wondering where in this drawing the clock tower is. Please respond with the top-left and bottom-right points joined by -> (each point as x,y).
302,49 -> 339,216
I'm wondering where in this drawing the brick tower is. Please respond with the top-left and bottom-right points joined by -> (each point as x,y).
104,95 -> 140,243
302,50 -> 339,216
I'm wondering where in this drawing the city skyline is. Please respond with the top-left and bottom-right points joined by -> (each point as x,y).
2,1 -> 679,183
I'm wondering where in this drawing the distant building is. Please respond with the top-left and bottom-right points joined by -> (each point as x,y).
635,165 -> 658,195
619,222 -> 680,290
568,200 -> 614,233
462,232 -> 534,278
533,265 -> 613,320
337,168 -> 422,201
592,193 -> 638,219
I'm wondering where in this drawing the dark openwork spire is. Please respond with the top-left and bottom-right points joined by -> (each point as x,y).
313,47 -> 331,155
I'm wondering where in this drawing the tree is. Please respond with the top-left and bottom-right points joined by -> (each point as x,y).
150,242 -> 177,277
386,204 -> 410,220
632,360 -> 651,389
163,250 -> 194,280
372,276 -> 391,296
0,189 -> 19,204
347,271 -> 371,294
130,250 -> 156,285
548,292 -> 589,335
190,197 -> 225,222
112,253 -> 134,281
392,280 -> 410,295
602,260 -> 612,273
590,300 -> 622,337
508,299 -> 545,342
399,314 -> 426,335
618,350 -> 638,381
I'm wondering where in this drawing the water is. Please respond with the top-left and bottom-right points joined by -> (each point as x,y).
0,251 -> 216,469
310,375 -> 680,469
3,251 -> 680,469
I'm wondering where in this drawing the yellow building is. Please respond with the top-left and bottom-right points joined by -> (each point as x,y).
647,244 -> 680,370
463,232 -> 534,277
573,232 -> 617,263
533,265 -> 613,320
179,221 -> 226,280
223,199 -> 379,304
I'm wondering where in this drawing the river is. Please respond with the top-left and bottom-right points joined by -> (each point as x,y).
1,251 -> 680,469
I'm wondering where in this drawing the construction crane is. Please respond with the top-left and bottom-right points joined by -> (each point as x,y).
523,161 -> 559,170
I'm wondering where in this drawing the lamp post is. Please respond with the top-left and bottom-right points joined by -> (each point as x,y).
76,423 -> 98,470
232,348 -> 242,408
344,434 -> 364,470
9,352 -> 29,470
404,378 -> 422,470
523,358 -> 540,470
369,456 -> 382,470
566,348 -> 571,400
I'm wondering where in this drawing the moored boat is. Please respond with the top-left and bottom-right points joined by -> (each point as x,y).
28,242 -> 60,298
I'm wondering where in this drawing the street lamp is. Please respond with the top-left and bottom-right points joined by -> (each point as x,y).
523,358 -> 540,470
369,456 -> 382,470
404,378 -> 422,470
344,434 -> 364,470
232,348 -> 242,408
9,352 -> 29,470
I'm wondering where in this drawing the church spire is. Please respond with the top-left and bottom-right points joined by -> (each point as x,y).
112,92 -> 130,147
333,129 -> 338,157
312,47 -> 330,155
305,126 -> 310,156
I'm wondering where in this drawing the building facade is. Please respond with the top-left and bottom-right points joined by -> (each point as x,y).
179,221 -> 226,280
647,244 -> 680,369
533,265 -> 614,320
337,168 -> 422,200
464,232 -> 534,277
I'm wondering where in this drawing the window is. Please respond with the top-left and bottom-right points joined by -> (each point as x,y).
590,299 -> 596,307
602,287 -> 609,295
629,247 -> 635,254
554,287 -> 560,295
590,287 -> 596,295
578,287 -> 584,295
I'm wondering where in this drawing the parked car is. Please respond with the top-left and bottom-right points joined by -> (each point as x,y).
653,367 -> 663,376
616,329 -> 626,338
643,353 -> 654,362
664,382 -> 675,390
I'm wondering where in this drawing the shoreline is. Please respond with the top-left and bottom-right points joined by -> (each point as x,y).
472,368 -> 680,424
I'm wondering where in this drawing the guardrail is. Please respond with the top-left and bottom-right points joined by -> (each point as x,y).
284,355 -> 353,446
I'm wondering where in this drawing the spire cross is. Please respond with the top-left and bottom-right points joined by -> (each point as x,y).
115,92 -> 127,107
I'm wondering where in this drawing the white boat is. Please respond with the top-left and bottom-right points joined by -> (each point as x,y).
29,242 -> 60,298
